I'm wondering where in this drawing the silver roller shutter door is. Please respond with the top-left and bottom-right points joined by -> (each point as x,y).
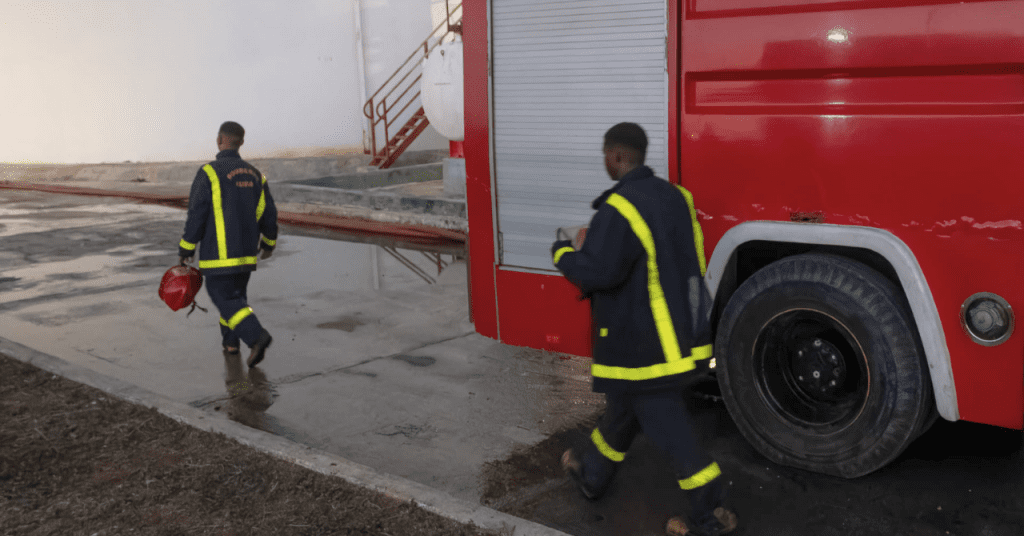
492,0 -> 668,270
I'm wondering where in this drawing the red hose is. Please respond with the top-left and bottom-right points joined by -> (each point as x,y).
0,182 -> 466,248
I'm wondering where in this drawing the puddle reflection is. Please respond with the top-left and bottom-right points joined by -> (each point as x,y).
223,351 -> 278,431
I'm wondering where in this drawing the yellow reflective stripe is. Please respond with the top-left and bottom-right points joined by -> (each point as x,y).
592,357 -> 695,381
226,307 -> 253,330
198,257 -> 258,269
219,318 -> 229,327
591,344 -> 709,381
256,176 -> 267,222
553,246 -> 574,265
179,239 -> 196,251
676,186 -> 707,277
679,462 -> 721,490
262,236 -> 276,247
692,344 -> 713,361
591,428 -> 625,462
607,194 -> 683,363
599,328 -> 608,337
203,165 -> 228,261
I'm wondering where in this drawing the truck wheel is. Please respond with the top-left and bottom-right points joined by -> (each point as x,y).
715,253 -> 932,478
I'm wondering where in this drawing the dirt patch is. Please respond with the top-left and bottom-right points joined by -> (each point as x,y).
480,411 -> 601,514
0,353 -> 499,536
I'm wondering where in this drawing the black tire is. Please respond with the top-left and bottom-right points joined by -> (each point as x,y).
715,253 -> 933,478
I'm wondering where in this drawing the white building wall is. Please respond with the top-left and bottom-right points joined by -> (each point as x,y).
0,0 -> 446,164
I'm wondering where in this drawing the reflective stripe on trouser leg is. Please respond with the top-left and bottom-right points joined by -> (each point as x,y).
231,312 -> 263,348
206,273 -> 264,347
578,393 -> 641,495
631,389 -> 725,527
679,462 -> 721,490
591,428 -> 626,462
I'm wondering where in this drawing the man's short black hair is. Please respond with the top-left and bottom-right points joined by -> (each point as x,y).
219,121 -> 245,147
604,122 -> 647,164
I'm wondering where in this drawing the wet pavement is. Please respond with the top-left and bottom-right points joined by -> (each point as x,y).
0,187 -> 600,506
3,181 -> 1024,536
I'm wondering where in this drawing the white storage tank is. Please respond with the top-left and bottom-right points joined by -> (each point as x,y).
420,40 -> 464,141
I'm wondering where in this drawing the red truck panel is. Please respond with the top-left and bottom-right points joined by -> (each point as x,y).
463,0 -> 498,339
682,0 -> 1024,427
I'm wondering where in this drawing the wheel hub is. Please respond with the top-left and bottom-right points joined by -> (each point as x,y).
752,309 -> 868,428
792,338 -> 848,400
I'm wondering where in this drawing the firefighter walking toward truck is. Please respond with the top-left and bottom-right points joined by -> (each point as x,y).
178,121 -> 277,368
551,123 -> 737,536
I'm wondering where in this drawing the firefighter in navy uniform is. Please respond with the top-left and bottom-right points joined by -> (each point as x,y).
178,121 -> 277,368
551,123 -> 738,536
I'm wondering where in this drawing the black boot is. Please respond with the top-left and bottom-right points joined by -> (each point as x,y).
246,330 -> 272,368
561,449 -> 613,500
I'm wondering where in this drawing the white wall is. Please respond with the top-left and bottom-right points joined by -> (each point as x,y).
0,0 -> 446,164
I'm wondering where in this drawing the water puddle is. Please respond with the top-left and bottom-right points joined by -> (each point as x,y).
0,203 -> 181,238
317,314 -> 369,332
255,234 -> 461,299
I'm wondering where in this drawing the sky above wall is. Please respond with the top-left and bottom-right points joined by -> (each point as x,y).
0,0 -> 373,163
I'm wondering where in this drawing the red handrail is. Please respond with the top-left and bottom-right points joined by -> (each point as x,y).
363,2 -> 462,167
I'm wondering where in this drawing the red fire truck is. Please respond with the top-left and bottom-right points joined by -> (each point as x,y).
460,0 -> 1024,477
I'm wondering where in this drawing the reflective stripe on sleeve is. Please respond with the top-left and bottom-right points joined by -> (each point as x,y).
226,307 -> 253,330
591,428 -> 626,462
220,318 -> 229,327
679,462 -> 721,490
198,257 -> 258,269
553,246 -> 574,265
256,176 -> 267,222
261,236 -> 276,247
179,239 -> 197,251
606,194 -> 683,364
676,186 -> 707,277
202,165 -> 229,261
599,328 -> 608,337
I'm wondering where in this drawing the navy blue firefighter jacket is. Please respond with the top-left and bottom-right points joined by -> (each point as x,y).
552,165 -> 714,394
178,149 -> 278,276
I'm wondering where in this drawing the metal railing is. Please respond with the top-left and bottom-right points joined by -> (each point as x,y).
363,1 -> 462,167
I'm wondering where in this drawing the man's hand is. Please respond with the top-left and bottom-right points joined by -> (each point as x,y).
260,248 -> 273,260
179,256 -> 193,266
551,239 -> 574,265
551,239 -> 573,256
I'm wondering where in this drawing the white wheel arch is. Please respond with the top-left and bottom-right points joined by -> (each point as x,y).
705,221 -> 959,422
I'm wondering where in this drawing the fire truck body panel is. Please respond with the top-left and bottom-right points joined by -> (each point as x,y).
684,0 -> 1024,429
462,0 -> 1024,435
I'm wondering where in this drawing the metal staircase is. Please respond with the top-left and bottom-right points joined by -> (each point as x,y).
363,1 -> 462,169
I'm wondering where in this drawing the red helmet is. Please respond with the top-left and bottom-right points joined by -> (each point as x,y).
159,265 -> 204,312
